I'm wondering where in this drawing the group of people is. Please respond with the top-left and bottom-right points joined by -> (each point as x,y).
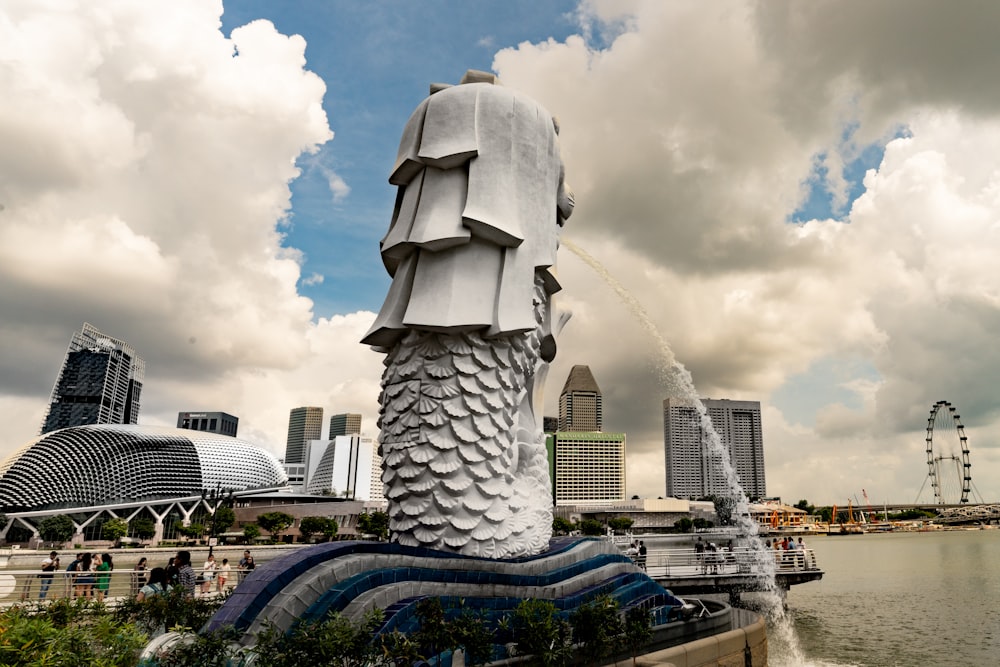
33,549 -> 257,602
766,536 -> 806,551
694,537 -> 731,574
134,550 -> 256,599
625,540 -> 648,570
766,536 -> 808,568
32,551 -> 115,601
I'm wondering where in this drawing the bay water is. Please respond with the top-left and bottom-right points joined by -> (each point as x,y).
774,530 -> 1000,667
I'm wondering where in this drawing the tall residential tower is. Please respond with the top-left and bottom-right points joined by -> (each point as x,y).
41,323 -> 144,434
663,398 -> 766,499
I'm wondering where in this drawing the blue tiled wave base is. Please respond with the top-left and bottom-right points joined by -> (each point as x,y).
205,537 -> 683,647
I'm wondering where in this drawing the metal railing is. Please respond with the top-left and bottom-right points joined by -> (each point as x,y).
0,568 -> 246,607
633,547 -> 819,578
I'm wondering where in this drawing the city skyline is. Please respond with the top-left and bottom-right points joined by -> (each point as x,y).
4,2 -> 1000,505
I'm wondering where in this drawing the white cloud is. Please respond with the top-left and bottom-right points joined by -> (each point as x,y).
301,272 -> 325,287
495,1 -> 1000,504
0,0 -> 383,461
324,169 -> 351,203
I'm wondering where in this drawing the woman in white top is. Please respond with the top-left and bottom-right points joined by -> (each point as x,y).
201,554 -> 216,594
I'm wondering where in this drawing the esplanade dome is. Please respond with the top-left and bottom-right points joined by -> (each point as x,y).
0,425 -> 287,512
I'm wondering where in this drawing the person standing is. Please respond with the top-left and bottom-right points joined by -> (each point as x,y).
175,551 -> 197,597
95,553 -> 113,602
238,550 -> 255,583
132,557 -> 148,596
695,537 -> 706,574
706,542 -> 719,574
637,541 -> 647,571
216,558 -> 231,593
201,554 -> 216,594
65,553 -> 82,597
74,553 -> 95,599
39,551 -> 59,600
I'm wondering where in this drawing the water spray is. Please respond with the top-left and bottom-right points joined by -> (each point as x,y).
561,237 -> 806,664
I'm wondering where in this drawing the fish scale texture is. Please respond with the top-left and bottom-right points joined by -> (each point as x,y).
377,277 -> 553,558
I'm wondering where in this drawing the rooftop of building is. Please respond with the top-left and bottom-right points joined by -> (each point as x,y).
560,365 -> 601,395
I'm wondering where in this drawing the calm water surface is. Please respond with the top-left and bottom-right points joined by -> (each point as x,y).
772,530 -> 1000,667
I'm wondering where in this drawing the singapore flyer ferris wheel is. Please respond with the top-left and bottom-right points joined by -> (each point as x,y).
922,400 -> 980,505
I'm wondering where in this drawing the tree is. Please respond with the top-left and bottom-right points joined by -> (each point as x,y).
623,606 -> 653,666
0,513 -> 8,531
299,516 -> 337,543
209,506 -> 236,539
692,517 -> 710,530
102,517 -> 129,545
38,514 -> 75,543
570,595 -> 622,665
578,519 -> 604,536
512,599 -> 572,667
130,517 -> 156,542
177,523 -> 205,541
674,517 -> 693,533
710,495 -> 736,526
607,517 -> 633,534
552,516 -> 575,536
794,499 -> 816,515
243,524 -> 261,543
356,510 -> 389,541
320,518 -> 339,542
257,512 -> 294,542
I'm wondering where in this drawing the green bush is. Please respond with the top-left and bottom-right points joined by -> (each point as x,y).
570,595 -> 623,665
0,598 -> 146,667
251,609 -> 384,667
512,599 -> 572,667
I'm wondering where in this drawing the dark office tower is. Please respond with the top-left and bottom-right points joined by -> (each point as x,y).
177,411 -> 239,437
41,323 -> 145,434
285,406 -> 323,465
329,413 -> 362,437
663,398 -> 766,499
558,365 -> 602,432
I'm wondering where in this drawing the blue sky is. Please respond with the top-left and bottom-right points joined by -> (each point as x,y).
220,1 -> 582,317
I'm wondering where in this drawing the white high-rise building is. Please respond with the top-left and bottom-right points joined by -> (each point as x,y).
306,435 -> 384,501
663,398 -> 766,499
553,431 -> 626,506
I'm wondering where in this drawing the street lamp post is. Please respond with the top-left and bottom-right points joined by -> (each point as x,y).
207,485 -> 233,558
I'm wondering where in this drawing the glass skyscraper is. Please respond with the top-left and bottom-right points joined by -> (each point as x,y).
41,323 -> 144,434
284,406 -> 324,464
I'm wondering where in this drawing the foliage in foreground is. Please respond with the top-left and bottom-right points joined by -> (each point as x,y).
0,598 -> 147,667
0,587 -> 654,667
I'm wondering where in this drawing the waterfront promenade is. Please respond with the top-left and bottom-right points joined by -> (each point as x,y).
644,546 -> 823,603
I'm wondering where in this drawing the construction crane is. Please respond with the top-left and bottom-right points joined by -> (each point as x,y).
862,489 -> 877,523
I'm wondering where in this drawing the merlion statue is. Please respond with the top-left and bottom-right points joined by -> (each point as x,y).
362,70 -> 573,558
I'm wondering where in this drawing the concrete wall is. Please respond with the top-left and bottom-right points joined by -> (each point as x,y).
624,611 -> 767,667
